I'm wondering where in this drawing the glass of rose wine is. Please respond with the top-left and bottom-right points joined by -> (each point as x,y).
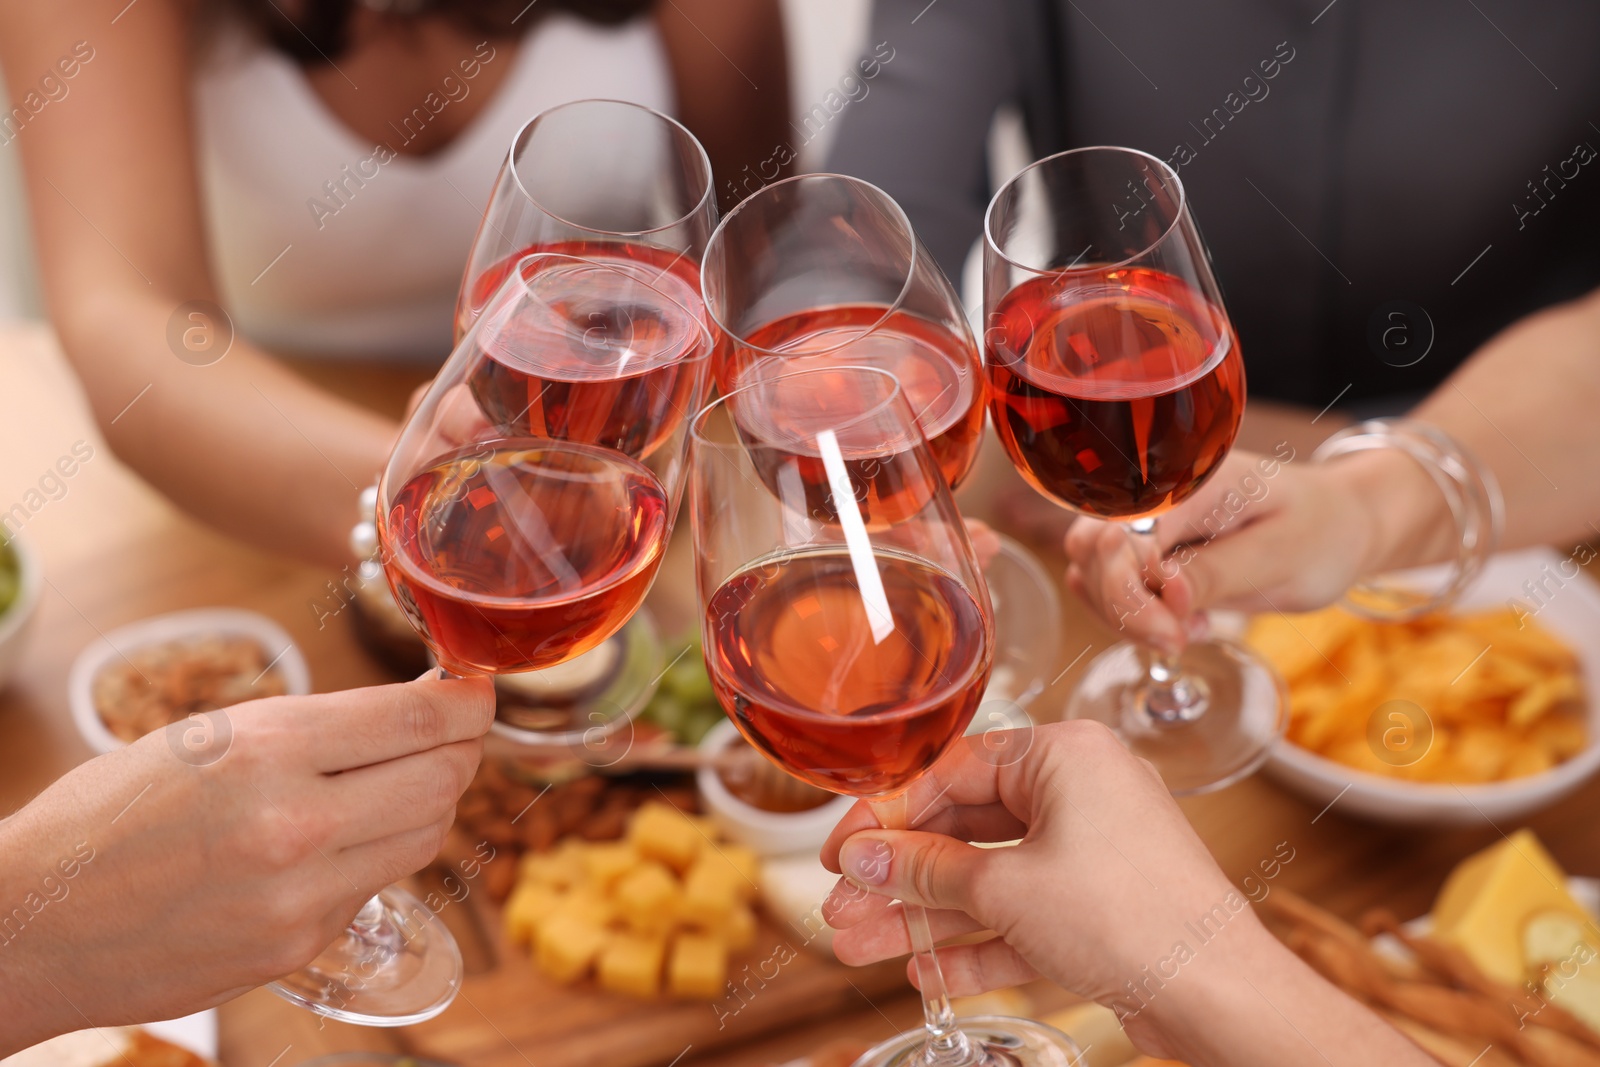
700,173 -> 984,491
984,146 -> 1287,795
691,366 -> 1080,1067
452,98 -> 716,735
268,253 -> 711,1026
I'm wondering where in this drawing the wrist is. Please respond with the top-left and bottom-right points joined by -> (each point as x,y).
1324,448 -> 1457,577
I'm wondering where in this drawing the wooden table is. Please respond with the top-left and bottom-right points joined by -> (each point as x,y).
3,322 -> 1597,1066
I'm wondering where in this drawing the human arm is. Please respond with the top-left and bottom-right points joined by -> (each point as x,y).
656,0 -> 791,214
820,722 -> 1434,1067
0,0 -> 396,569
1064,288 -> 1600,649
0,674 -> 494,1055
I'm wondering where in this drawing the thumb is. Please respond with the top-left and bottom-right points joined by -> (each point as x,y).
837,830 -> 990,912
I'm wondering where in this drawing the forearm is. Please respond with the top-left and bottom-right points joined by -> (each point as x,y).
1334,289 -> 1600,576
1147,922 -> 1431,1067
59,291 -> 393,569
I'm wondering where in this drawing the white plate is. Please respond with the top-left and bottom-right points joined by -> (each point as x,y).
1263,548 -> 1600,825
67,608 -> 312,754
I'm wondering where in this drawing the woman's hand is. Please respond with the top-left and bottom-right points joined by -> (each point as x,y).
1062,447 -> 1446,654
820,722 -> 1433,1067
0,674 -> 494,1053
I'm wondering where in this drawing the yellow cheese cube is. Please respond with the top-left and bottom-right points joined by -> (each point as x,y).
668,932 -> 728,999
581,841 -> 639,891
536,916 -> 610,984
520,844 -> 587,890
1433,828 -> 1597,984
504,882 -> 563,948
614,860 -> 681,933
693,844 -> 761,901
724,904 -> 757,951
680,857 -> 740,929
629,801 -> 704,871
598,933 -> 667,998
544,893 -> 614,931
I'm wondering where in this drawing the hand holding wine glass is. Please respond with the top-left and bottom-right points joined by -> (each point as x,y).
692,365 -> 1079,1067
819,722 -> 1438,1067
984,146 -> 1286,796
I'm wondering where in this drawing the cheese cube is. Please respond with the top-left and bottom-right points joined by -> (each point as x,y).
521,844 -> 587,890
680,857 -> 741,929
614,860 -> 681,934
544,893 -> 614,931
598,933 -> 667,998
725,904 -> 757,951
668,932 -> 728,999
536,916 -> 609,984
581,841 -> 639,891
504,882 -> 563,947
629,801 -> 704,871
692,844 -> 761,902
1433,828 -> 1597,984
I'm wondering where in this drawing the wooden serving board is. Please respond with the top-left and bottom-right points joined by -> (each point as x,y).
399,847 -> 909,1067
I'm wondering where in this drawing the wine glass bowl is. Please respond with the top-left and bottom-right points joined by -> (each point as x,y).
984,146 -> 1285,796
692,366 -> 992,797
701,174 -> 986,492
380,253 -> 711,677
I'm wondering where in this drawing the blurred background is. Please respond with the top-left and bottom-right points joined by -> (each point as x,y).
0,0 -> 1028,322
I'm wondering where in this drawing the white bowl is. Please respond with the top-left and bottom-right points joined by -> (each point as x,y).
1263,548 -> 1600,825
695,719 -> 854,857
0,533 -> 43,690
67,608 -> 312,754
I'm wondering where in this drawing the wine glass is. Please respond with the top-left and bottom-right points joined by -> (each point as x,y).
983,146 -> 1287,796
269,253 -> 711,1026
453,98 -> 717,732
691,365 -> 1080,1067
700,173 -> 984,491
456,98 -> 716,338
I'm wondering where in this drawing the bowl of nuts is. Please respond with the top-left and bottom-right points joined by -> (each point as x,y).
67,608 -> 311,754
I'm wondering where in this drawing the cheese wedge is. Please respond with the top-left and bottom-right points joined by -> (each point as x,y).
1432,828 -> 1596,984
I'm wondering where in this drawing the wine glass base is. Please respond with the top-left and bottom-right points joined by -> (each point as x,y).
268,885 -> 462,1027
1065,639 -> 1288,797
851,1016 -> 1082,1067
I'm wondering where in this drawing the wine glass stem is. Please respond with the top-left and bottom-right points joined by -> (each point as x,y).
1130,517 -> 1209,725
869,794 -> 980,1067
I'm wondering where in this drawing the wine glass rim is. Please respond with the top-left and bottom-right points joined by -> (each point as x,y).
701,172 -> 918,357
506,98 -> 715,240
983,145 -> 1188,277
690,363 -> 913,452
493,249 -> 716,371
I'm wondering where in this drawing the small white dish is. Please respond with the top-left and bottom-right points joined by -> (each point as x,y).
1263,548 -> 1600,825
695,718 -> 854,857
0,533 -> 43,691
67,608 -> 311,754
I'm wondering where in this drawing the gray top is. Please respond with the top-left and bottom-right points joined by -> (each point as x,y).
827,0 -> 1600,407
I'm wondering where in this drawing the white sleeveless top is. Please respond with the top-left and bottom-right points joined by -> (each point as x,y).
194,14 -> 674,362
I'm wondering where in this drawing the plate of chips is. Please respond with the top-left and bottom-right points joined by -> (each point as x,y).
1250,548 -> 1600,824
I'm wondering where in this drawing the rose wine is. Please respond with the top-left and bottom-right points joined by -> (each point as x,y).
462,244 -> 709,459
724,363 -> 945,529
723,305 -> 985,490
380,440 -> 669,675
986,266 -> 1244,519
703,547 -> 992,797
